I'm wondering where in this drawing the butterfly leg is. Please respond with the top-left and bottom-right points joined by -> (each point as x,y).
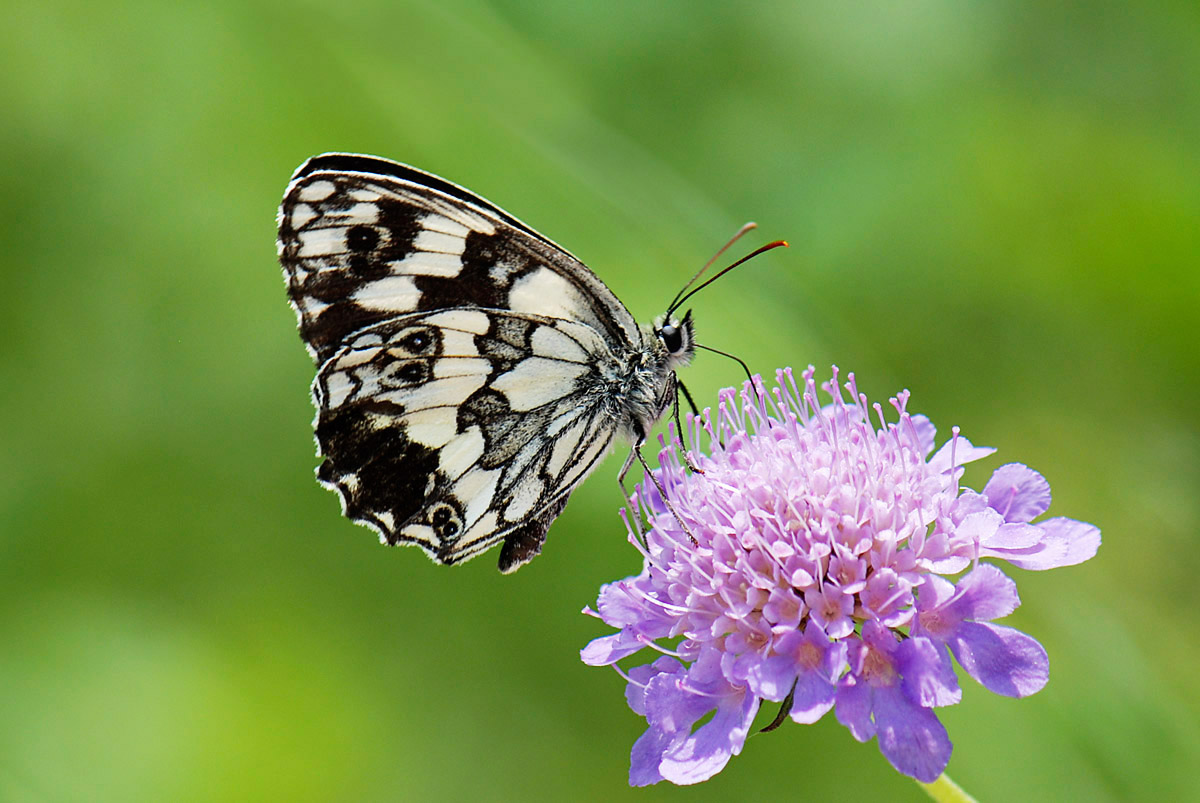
618,430 -> 699,547
676,379 -> 700,417
673,379 -> 704,475
617,448 -> 648,544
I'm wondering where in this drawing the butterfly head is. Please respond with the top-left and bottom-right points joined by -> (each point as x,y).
652,309 -> 696,370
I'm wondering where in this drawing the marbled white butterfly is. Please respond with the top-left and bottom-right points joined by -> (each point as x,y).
278,153 -> 776,573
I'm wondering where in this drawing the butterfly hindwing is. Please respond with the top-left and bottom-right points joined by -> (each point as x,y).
310,305 -> 623,570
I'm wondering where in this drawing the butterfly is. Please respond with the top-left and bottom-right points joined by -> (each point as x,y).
278,153 -> 777,573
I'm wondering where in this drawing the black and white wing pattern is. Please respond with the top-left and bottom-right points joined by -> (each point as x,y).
277,154 -> 695,572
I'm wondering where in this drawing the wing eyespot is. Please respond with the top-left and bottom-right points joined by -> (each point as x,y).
430,502 -> 463,540
398,327 -> 437,355
380,359 -> 431,387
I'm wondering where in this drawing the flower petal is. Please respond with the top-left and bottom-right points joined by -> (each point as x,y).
928,435 -> 996,474
834,677 -> 875,742
629,725 -> 675,786
954,563 -> 1020,621
625,657 -> 685,716
984,522 -> 1044,550
658,690 -> 759,785
789,669 -> 838,724
947,621 -> 1048,697
581,630 -> 645,666
897,636 -> 961,708
746,654 -> 798,702
983,463 -> 1051,523
956,508 -> 1005,547
871,684 -> 953,783
907,414 -> 937,457
644,671 -> 713,732
980,517 -> 1101,570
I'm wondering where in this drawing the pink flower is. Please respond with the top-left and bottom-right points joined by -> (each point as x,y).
582,367 -> 1100,785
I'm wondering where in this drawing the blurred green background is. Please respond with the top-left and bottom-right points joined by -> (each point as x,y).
2,1 -> 1197,800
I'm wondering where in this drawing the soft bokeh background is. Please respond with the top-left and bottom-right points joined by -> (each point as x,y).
2,1 -> 1197,800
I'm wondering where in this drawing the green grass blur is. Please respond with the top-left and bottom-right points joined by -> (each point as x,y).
2,1 -> 1197,800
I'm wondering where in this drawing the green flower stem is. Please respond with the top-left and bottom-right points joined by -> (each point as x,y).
917,773 -> 979,803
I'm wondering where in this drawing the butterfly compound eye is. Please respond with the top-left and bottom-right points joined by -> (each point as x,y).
659,319 -> 690,356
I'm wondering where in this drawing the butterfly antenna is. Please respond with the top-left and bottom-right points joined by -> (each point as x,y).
667,222 -> 759,314
668,240 -> 789,316
695,343 -> 754,386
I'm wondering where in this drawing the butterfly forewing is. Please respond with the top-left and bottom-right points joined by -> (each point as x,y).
279,155 -> 640,363
278,153 -> 674,571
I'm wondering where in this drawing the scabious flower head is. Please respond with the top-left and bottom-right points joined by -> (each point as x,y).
582,367 -> 1100,785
